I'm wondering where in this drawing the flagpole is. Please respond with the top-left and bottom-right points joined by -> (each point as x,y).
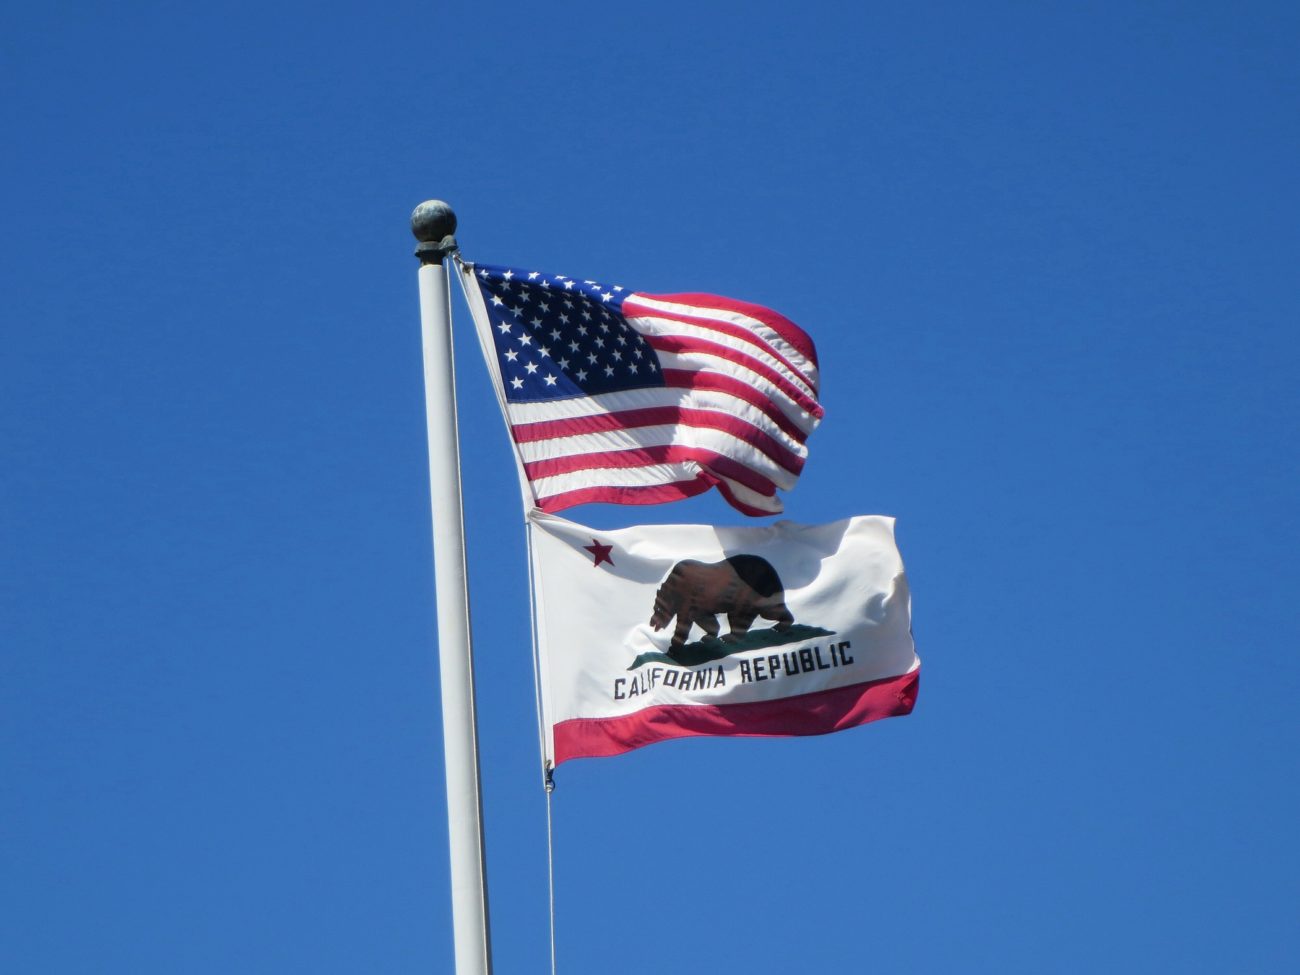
411,200 -> 492,975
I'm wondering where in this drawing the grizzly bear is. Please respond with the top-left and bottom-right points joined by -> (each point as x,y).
650,555 -> 795,655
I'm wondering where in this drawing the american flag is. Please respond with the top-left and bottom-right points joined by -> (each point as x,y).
458,261 -> 823,516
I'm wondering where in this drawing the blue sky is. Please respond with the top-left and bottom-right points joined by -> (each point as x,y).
2,2 -> 1297,972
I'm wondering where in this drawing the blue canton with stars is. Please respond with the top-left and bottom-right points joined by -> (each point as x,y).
473,263 -> 666,402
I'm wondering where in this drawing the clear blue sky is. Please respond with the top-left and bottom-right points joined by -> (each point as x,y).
3,2 -> 1297,972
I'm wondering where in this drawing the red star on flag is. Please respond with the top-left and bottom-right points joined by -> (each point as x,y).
583,539 -> 614,567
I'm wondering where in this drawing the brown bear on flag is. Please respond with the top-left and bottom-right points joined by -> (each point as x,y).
650,555 -> 795,655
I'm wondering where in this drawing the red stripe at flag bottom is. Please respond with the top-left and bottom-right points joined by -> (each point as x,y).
552,669 -> 919,765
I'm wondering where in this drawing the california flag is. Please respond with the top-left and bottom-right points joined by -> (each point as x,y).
528,510 -> 919,766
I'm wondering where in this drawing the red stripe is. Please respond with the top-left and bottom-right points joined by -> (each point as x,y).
512,387 -> 811,452
660,369 -> 811,443
514,407 -> 804,477
712,478 -> 781,516
525,443 -> 780,497
552,668 -> 919,765
648,334 -> 824,418
623,295 -> 819,394
537,476 -> 716,513
629,292 -> 820,372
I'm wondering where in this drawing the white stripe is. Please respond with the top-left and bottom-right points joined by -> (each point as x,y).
531,462 -> 705,500
515,424 -> 800,490
653,347 -> 818,423
533,464 -> 783,514
516,420 -> 807,473
625,294 -> 819,387
504,364 -> 818,438
507,389 -> 812,455
711,474 -> 784,513
626,311 -> 819,404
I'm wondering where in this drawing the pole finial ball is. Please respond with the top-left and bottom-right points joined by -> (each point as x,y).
411,200 -> 458,243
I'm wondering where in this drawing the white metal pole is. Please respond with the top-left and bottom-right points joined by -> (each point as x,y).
411,200 -> 492,975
